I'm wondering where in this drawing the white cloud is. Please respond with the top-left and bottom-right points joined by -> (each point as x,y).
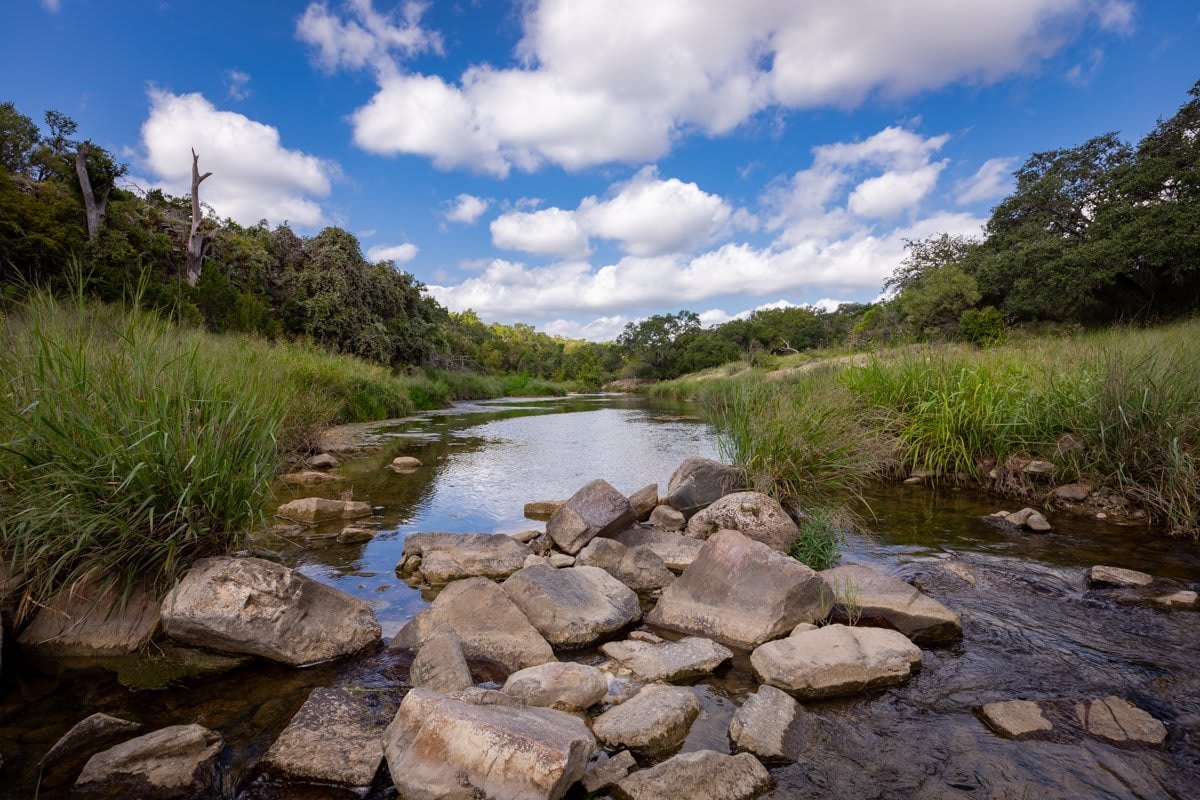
1064,47 -> 1105,85
445,193 -> 490,224
138,89 -> 337,227
956,157 -> 1017,205
848,164 -> 946,218
542,315 -> 632,341
491,208 -> 589,258
367,243 -> 419,263
303,0 -> 1125,173
226,69 -> 251,101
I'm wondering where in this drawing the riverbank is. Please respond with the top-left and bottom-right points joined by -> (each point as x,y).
644,320 -> 1200,537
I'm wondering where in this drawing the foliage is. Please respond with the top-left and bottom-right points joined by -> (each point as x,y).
958,306 -> 1006,347
897,263 -> 980,337
790,508 -> 845,571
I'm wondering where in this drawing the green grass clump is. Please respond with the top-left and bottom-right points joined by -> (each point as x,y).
790,508 -> 845,570
499,374 -> 569,397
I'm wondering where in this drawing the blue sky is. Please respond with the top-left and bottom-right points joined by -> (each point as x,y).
4,1 -> 1198,339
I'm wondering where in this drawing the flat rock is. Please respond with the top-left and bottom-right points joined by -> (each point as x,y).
666,456 -> 748,518
74,724 -> 222,800
728,684 -> 802,760
582,750 -> 637,793
629,484 -> 659,521
980,700 -> 1053,738
391,577 -> 555,674
592,684 -> 700,751
279,470 -> 341,486
384,687 -> 595,800
275,496 -> 371,525
337,526 -> 375,544
525,499 -> 567,519
39,713 -> 141,782
306,452 -> 340,469
260,687 -> 394,789
548,553 -> 575,568
502,662 -> 609,711
1087,565 -> 1154,587
610,527 -> 701,572
818,564 -> 962,643
685,492 -> 799,553
646,530 -> 825,649
160,556 -> 380,667
399,532 -> 530,584
751,624 -> 922,699
503,565 -> 641,649
614,750 -> 770,800
410,632 -> 473,693
18,579 -> 161,656
600,636 -> 732,683
511,529 -> 542,543
1053,483 -> 1091,502
1151,590 -> 1198,609
577,538 -> 674,591
547,479 -> 637,554
1076,696 -> 1167,745
649,505 -> 685,531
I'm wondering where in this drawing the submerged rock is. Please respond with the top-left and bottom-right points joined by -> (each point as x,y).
1151,590 -> 1198,609
818,564 -> 962,643
666,457 -> 747,519
18,579 -> 161,656
410,632 -> 473,693
398,532 -> 530,584
1076,696 -> 1168,745
384,687 -> 594,800
751,624 -> 922,699
502,662 -> 609,711
592,684 -> 700,751
278,470 -> 341,486
546,479 -> 638,554
614,750 -> 771,800
728,684 -> 804,760
74,724 -> 223,800
1087,565 -> 1154,587
600,636 -> 732,683
336,526 -> 375,544
503,564 -> 641,649
160,556 -> 380,667
685,491 -> 799,553
275,496 -> 371,525
646,530 -> 825,649
979,700 -> 1054,738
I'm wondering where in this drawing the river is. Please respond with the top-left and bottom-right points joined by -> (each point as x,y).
1,393 -> 1197,798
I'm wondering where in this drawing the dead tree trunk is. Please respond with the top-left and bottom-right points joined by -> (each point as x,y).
74,143 -> 109,241
186,149 -> 213,287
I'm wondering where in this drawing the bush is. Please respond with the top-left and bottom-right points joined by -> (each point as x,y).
959,306 -> 1006,347
790,508 -> 845,570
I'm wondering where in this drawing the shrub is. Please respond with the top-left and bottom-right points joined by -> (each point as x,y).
959,306 -> 1006,347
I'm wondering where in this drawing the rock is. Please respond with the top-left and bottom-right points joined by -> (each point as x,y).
1053,483 -> 1091,502
260,687 -> 393,789
503,565 -> 641,649
1023,459 -> 1056,476
502,662 -> 608,711
582,750 -> 637,793
1075,696 -> 1167,745
614,750 -> 770,800
1087,565 -> 1154,587
546,479 -> 638,554
18,579 -> 161,656
524,554 -> 551,568
160,556 -> 380,666
1025,511 -> 1052,531
337,526 -> 375,544
666,457 -> 748,518
610,527 -> 702,572
817,564 -> 962,643
751,624 -> 922,699
525,499 -> 567,519
279,470 -> 342,486
391,577 -> 555,674
1002,507 -> 1051,531
39,713 -> 141,781
577,538 -> 675,591
600,636 -> 732,683
74,724 -> 222,800
685,492 -> 799,553
548,553 -> 576,568
645,530 -> 825,649
790,622 -> 818,636
384,687 -> 595,800
399,532 -> 530,584
410,632 -> 473,693
979,700 -> 1053,738
306,452 -> 340,469
275,497 -> 371,525
629,630 -> 664,643
902,476 -> 925,485
629,484 -> 659,521
592,684 -> 700,751
1151,590 -> 1198,609
649,505 -> 686,531
728,684 -> 802,760
511,529 -> 542,543
391,456 -> 422,469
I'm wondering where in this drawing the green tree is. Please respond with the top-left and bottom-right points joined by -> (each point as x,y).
0,102 -> 39,175
617,310 -> 701,378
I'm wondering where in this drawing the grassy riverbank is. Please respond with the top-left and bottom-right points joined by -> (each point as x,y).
0,294 -> 567,614
649,320 -> 1200,537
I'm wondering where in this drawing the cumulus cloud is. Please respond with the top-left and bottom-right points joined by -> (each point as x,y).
490,208 -> 589,258
367,243 -> 419,263
226,69 -> 251,101
848,164 -> 946,218
956,157 -> 1018,205
542,315 -> 633,341
138,89 -> 337,227
445,193 -> 490,224
301,0 -> 1127,173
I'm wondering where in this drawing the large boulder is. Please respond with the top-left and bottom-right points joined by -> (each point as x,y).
18,579 -> 160,656
685,492 -> 799,552
409,632 -> 473,693
546,479 -> 637,554
160,557 -> 380,667
592,684 -> 700,751
665,457 -> 747,518
818,565 -> 962,643
576,538 -> 675,591
728,685 -> 804,760
751,624 -> 922,699
384,687 -> 595,800
609,527 -> 702,572
646,530 -> 825,649
614,750 -> 771,800
502,662 -> 609,711
391,577 -> 555,674
503,565 -> 641,649
275,496 -> 371,525
260,687 -> 394,790
600,636 -> 732,683
398,532 -> 530,584
74,724 -> 223,800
